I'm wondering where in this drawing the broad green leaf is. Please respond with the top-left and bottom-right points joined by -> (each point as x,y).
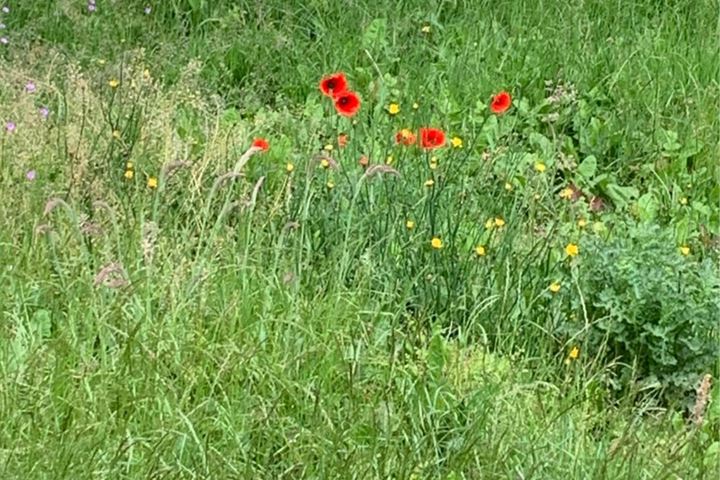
427,328 -> 448,376
221,107 -> 240,126
529,132 -> 553,158
603,183 -> 638,209
637,192 -> 658,222
31,309 -> 52,339
691,201 -> 712,218
362,18 -> 387,49
577,155 -> 597,179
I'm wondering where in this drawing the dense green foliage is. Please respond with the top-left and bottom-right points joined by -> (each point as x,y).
1,0 -> 718,478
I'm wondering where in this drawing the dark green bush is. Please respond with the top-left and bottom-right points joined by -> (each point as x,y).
582,223 -> 720,406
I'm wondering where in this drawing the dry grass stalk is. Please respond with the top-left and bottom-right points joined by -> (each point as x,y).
93,262 -> 130,289
92,200 -> 112,212
364,164 -> 400,179
43,197 -> 70,216
282,271 -> 296,285
79,220 -> 103,237
691,374 -> 713,427
284,221 -> 300,231
161,160 -> 191,179
239,176 -> 266,210
232,146 -> 263,173
312,153 -> 339,170
214,171 -> 244,189
142,221 -> 159,265
249,176 -> 265,206
34,224 -> 52,236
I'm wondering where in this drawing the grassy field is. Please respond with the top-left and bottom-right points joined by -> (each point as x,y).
1,1 -> 719,478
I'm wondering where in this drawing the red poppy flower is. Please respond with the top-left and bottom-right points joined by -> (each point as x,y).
319,72 -> 348,98
395,128 -> 416,146
419,127 -> 446,149
334,91 -> 361,117
252,138 -> 269,151
490,91 -> 512,114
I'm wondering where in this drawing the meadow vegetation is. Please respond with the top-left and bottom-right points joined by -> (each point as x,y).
1,1 -> 719,478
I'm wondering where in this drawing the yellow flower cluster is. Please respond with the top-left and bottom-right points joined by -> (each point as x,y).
124,161 -> 133,180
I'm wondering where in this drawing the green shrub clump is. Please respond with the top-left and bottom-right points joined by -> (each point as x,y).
582,223 -> 720,406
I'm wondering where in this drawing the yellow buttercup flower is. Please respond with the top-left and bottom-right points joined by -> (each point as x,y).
112,130 -> 121,139
494,217 -> 505,228
125,161 -> 134,169
578,218 -> 588,228
406,219 -> 415,230
680,197 -> 688,205
431,237 -> 443,249
412,102 -> 420,109
124,169 -> 134,180
108,79 -> 120,88
147,176 -> 158,189
324,144 -> 334,152
549,282 -> 561,293
424,179 -> 435,187
320,158 -> 330,169
326,181 -> 335,190
286,162 -> 295,173
474,245 -> 486,257
559,187 -> 573,200
386,155 -> 394,165
565,243 -> 579,257
421,25 -> 431,33
534,162 -> 546,173
387,103 -> 400,115
429,157 -> 438,170
565,346 -> 580,365
680,245 -> 690,256
504,182 -> 513,191
485,218 -> 495,229
450,136 -> 463,148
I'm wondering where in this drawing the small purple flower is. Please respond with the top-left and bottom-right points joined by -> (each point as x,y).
144,6 -> 151,14
39,106 -> 50,119
0,37 -> 8,45
88,4 -> 96,12
26,170 -> 36,181
25,82 -> 36,93
6,121 -> 16,133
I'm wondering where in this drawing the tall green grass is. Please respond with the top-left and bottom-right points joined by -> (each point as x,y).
0,1 -> 718,478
